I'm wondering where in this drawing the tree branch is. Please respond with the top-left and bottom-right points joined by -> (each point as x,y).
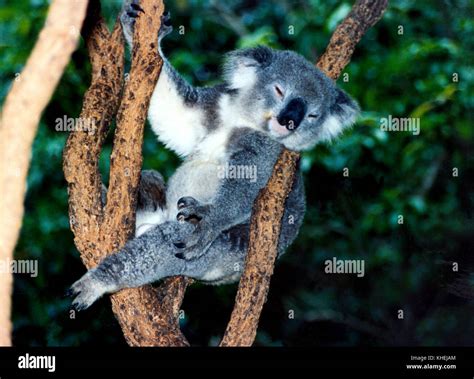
0,0 -> 88,347
220,0 -> 388,347
316,0 -> 390,79
220,150 -> 299,346
63,0 -> 190,346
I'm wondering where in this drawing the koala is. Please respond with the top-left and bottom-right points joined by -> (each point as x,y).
68,0 -> 359,310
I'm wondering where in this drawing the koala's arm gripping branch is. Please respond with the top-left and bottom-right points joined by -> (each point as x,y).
206,132 -> 283,234
63,0 -> 190,346
220,0 -> 389,347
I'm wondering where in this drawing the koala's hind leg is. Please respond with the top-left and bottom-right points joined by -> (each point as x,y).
70,221 -> 195,310
137,169 -> 167,211
100,169 -> 166,210
69,222 -> 249,311
136,169 -> 168,237
100,169 -> 168,236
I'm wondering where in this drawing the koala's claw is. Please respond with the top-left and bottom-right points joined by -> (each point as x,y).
174,251 -> 186,259
130,2 -> 144,13
125,0 -> 144,19
176,197 -> 210,225
69,272 -> 108,311
122,1 -> 172,46
159,11 -> 173,39
176,210 -> 201,224
162,11 -> 171,25
177,196 -> 198,210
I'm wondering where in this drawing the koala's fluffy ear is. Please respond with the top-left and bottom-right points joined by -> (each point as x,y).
321,87 -> 360,141
223,46 -> 273,89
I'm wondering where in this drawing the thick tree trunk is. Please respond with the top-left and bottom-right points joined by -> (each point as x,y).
63,0 -> 190,346
220,0 -> 389,347
0,0 -> 88,346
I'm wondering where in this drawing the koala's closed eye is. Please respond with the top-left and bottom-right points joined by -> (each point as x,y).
274,84 -> 284,99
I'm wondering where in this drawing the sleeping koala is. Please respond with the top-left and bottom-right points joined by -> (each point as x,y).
69,1 -> 359,310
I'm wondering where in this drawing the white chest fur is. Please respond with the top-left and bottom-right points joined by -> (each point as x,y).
165,128 -> 232,219
148,70 -> 207,157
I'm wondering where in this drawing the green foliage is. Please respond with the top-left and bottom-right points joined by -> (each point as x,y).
1,0 -> 473,346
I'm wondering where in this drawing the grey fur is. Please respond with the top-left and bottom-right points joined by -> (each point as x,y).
69,2 -> 358,310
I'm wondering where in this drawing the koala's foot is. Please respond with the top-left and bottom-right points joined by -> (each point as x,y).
68,271 -> 112,311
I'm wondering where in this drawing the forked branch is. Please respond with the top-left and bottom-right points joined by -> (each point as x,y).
63,0 -> 190,346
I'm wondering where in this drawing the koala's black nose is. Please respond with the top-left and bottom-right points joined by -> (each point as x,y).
277,97 -> 307,130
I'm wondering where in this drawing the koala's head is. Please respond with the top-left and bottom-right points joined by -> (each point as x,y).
223,46 -> 359,151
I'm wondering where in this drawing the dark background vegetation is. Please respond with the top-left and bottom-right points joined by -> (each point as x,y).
0,0 -> 473,346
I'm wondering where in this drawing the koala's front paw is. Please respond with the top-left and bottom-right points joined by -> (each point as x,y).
121,1 -> 144,25
172,197 -> 217,260
68,271 -> 110,311
120,0 -> 144,44
159,11 -> 173,40
176,196 -> 211,225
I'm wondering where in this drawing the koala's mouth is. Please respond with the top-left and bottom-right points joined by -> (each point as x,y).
268,117 -> 292,138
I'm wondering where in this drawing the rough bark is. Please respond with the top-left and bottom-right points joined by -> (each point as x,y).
0,0 -> 88,347
63,0 -> 190,346
220,0 -> 389,347
63,4 -> 123,268
220,150 -> 299,346
316,0 -> 390,80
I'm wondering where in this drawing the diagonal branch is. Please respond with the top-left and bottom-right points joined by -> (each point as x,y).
220,0 -> 389,347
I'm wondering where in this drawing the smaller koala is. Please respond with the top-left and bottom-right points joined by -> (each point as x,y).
68,1 -> 359,310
